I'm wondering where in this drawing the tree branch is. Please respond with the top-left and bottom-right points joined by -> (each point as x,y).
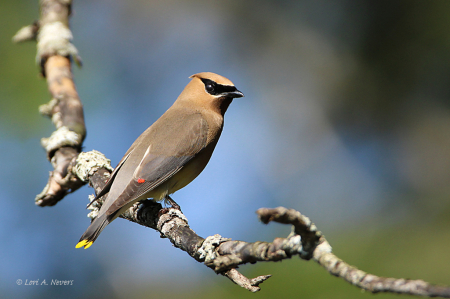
15,0 -> 450,296
71,152 -> 450,295
260,208 -> 450,297
13,0 -> 86,207
72,151 -> 268,292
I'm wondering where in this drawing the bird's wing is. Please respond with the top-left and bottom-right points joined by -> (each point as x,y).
87,116 -> 163,208
86,151 -> 132,208
104,112 -> 209,217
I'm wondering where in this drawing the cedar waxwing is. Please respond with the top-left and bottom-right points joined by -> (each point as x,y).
76,72 -> 243,249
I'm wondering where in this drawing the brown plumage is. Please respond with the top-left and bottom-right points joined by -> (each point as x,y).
76,72 -> 243,249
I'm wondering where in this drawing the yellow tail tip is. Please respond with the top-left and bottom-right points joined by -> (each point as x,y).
76,240 -> 93,249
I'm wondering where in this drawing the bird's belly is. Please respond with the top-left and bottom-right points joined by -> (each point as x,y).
151,142 -> 216,200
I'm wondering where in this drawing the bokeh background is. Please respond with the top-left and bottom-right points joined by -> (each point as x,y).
2,0 -> 450,298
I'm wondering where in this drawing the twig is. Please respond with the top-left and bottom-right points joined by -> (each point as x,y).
259,207 -> 450,297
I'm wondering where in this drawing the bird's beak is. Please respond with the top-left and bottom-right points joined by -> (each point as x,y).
225,89 -> 244,98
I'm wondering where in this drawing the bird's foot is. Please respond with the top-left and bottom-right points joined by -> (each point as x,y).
165,196 -> 181,211
157,196 -> 182,217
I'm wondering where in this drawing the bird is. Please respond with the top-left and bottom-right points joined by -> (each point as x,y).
76,72 -> 243,249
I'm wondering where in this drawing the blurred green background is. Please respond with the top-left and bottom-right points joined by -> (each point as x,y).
1,0 -> 450,298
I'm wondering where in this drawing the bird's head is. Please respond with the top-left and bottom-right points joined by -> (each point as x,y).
178,72 -> 244,115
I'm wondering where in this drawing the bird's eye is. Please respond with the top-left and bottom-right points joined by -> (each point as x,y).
205,83 -> 215,93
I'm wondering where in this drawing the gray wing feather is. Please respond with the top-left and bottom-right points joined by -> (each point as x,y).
104,112 -> 208,216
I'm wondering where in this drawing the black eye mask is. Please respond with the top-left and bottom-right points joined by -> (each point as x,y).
200,78 -> 238,96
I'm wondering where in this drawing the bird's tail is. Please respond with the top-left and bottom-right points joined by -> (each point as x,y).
76,213 -> 110,249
